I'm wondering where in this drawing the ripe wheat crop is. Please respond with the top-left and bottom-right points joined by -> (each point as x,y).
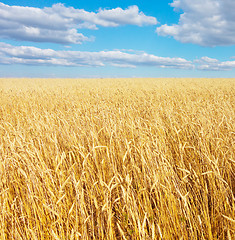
0,78 -> 234,239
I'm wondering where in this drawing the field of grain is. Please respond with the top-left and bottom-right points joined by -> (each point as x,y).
0,78 -> 234,239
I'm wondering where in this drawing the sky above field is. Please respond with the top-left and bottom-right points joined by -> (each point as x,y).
0,0 -> 235,78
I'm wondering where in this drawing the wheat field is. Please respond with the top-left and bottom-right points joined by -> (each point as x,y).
0,78 -> 234,239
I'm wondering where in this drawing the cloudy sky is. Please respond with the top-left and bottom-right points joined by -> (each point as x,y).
0,0 -> 235,78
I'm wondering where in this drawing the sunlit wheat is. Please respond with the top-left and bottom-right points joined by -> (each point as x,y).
0,78 -> 234,239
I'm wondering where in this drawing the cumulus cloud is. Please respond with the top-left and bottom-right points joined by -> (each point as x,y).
156,0 -> 235,47
0,42 -> 193,69
0,3 -> 157,44
49,4 -> 157,28
195,57 -> 235,71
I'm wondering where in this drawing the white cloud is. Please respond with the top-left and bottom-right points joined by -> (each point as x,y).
1,42 -> 234,71
1,27 -> 90,44
195,57 -> 235,71
96,5 -> 157,27
156,0 -> 235,47
49,4 -> 157,27
0,3 -> 157,44
0,42 -> 193,69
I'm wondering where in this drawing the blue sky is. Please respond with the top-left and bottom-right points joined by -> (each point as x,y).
0,0 -> 235,78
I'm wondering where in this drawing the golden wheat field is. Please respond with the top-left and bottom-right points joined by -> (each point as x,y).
0,78 -> 234,239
